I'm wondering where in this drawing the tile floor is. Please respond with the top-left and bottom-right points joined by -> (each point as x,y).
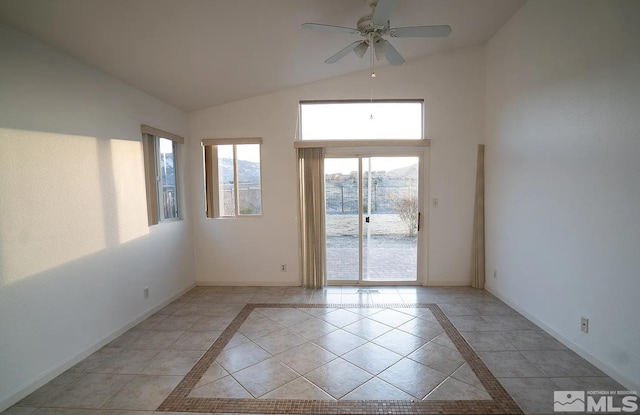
3,286 -> 634,415
158,302 -> 520,414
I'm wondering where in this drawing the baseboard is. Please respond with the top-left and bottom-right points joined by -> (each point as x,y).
485,286 -> 640,392
426,279 -> 471,287
0,283 -> 196,413
196,280 -> 298,287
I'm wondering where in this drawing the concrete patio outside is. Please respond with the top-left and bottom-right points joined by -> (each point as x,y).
326,214 -> 418,282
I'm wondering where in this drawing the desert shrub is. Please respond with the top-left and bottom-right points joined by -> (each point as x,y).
395,191 -> 418,236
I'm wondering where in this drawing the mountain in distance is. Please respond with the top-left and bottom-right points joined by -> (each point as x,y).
382,163 -> 418,179
217,158 -> 412,184
219,158 -> 260,183
327,163 -> 418,183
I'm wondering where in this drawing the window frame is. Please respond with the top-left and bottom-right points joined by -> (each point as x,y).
202,137 -> 263,219
141,125 -> 184,226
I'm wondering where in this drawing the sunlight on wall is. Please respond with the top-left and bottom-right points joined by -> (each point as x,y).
0,128 -> 105,285
110,139 -> 149,244
0,128 -> 149,286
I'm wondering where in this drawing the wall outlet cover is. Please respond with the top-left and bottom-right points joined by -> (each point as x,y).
581,317 -> 589,333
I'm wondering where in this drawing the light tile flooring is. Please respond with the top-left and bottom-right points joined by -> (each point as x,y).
3,286 -> 634,415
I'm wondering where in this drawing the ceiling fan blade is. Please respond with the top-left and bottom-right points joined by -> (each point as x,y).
372,0 -> 397,26
302,23 -> 359,35
354,41 -> 369,58
325,41 -> 365,64
382,40 -> 405,66
374,39 -> 385,60
390,25 -> 452,38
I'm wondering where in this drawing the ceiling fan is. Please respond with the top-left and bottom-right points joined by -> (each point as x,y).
302,0 -> 451,67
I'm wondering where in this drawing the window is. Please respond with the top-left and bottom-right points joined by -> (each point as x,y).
157,138 -> 179,220
203,138 -> 262,218
141,125 -> 184,225
299,100 -> 423,140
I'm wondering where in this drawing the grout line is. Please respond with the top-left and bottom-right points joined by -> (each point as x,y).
157,303 -> 524,414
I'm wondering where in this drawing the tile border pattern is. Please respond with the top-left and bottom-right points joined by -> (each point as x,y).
158,303 -> 523,414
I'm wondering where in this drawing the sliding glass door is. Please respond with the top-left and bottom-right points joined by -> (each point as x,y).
325,155 -> 421,283
325,158 -> 360,282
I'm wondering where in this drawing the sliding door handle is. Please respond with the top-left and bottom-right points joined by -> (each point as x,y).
417,212 -> 421,232
365,216 -> 370,223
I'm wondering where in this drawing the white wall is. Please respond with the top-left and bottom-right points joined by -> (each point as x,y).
485,0 -> 640,390
189,45 -> 486,286
0,23 -> 195,409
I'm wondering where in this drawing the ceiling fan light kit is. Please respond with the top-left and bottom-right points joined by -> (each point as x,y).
302,0 -> 452,68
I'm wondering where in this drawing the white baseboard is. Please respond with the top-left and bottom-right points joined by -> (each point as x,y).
0,283 -> 196,413
195,280 -> 298,287
426,279 -> 471,287
486,286 -> 640,392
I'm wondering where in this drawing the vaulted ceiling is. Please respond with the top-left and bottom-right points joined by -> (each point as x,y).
0,0 -> 526,111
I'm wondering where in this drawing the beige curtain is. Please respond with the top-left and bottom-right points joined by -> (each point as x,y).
472,144 -> 485,289
298,147 -> 326,289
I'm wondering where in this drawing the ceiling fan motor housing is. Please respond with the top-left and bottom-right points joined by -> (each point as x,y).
357,14 -> 390,36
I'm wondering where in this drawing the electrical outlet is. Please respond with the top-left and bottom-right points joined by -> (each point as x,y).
281,264 -> 287,272
143,287 -> 149,299
432,198 -> 439,208
581,317 -> 589,333
493,269 -> 498,279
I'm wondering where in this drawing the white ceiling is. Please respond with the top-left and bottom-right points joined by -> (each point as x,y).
0,0 -> 525,112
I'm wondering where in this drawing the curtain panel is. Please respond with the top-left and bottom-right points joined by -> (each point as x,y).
297,147 -> 326,289
471,144 -> 486,289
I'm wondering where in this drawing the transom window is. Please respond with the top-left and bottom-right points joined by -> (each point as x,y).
299,100 -> 423,141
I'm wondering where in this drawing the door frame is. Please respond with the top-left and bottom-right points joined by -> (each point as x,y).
324,146 -> 429,286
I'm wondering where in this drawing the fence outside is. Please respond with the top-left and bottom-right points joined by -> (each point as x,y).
220,183 -> 262,215
161,185 -> 178,219
325,183 -> 415,214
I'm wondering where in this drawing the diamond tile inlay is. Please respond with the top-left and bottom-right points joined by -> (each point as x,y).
157,303 -> 524,414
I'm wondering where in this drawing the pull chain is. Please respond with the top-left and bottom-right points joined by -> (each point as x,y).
370,34 -> 376,79
369,34 -> 375,120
